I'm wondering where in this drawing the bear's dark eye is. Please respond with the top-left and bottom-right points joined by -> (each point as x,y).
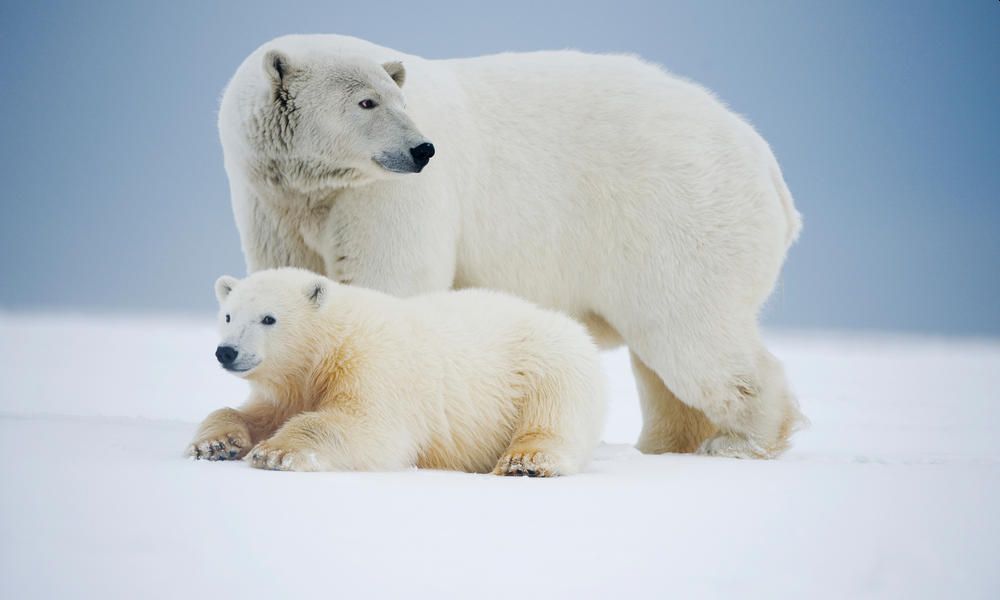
359,99 -> 378,109
261,315 -> 276,326
225,314 -> 230,323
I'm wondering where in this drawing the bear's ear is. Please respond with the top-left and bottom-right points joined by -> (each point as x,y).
382,61 -> 406,88
263,49 -> 294,85
305,278 -> 328,308
215,275 -> 240,303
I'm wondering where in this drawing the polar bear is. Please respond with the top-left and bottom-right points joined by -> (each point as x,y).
187,268 -> 605,476
218,35 -> 804,459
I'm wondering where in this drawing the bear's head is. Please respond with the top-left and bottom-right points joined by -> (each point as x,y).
213,269 -> 333,382
244,48 -> 434,192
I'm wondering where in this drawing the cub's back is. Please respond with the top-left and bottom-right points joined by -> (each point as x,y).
406,288 -> 598,376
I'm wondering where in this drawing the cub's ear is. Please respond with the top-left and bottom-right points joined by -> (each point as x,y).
215,275 -> 240,303
264,49 -> 294,84
305,278 -> 328,308
382,61 -> 406,88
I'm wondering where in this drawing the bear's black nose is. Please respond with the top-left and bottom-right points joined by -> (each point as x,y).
409,142 -> 435,171
215,345 -> 238,365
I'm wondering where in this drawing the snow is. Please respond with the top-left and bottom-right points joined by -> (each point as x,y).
1,312 -> 998,599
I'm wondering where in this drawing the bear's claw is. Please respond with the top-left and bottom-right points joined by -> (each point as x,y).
187,431 -> 250,461
246,444 -> 305,471
494,451 -> 558,477
696,433 -> 769,459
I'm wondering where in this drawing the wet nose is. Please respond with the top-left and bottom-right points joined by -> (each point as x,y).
215,345 -> 238,365
409,142 -> 435,171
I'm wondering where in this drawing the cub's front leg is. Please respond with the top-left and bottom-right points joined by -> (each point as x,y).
246,411 -> 347,471
187,399 -> 284,461
187,408 -> 251,461
247,409 -> 411,472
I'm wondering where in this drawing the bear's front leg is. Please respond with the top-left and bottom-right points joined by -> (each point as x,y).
188,399 -> 286,461
246,409 -> 411,472
317,190 -> 457,297
187,407 -> 252,461
246,412 -> 336,472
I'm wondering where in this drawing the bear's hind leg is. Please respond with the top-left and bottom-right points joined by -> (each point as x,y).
494,429 -> 567,477
630,352 -> 716,454
627,320 -> 803,459
494,363 -> 604,477
693,346 -> 804,458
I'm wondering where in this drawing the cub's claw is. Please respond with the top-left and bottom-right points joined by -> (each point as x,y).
246,443 -> 309,471
187,431 -> 250,461
494,450 -> 558,477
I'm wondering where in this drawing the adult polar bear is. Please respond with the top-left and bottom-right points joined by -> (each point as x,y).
218,34 -> 803,459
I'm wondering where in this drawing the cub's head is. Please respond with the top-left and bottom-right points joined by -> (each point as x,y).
244,47 -> 434,192
213,269 -> 332,381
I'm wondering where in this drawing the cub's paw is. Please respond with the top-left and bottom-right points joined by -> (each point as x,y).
493,451 -> 559,478
246,442 -> 317,472
187,431 -> 250,461
696,434 -> 770,459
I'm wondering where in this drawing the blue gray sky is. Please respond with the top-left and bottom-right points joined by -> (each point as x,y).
1,1 -> 997,335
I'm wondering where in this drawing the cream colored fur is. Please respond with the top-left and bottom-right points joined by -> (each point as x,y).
187,268 -> 606,476
218,34 -> 804,458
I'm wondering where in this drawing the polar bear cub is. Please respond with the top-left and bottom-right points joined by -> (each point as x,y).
188,268 -> 605,476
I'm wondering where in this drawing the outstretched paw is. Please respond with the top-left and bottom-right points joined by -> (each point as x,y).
187,431 -> 250,461
493,450 -> 559,477
246,442 -> 315,471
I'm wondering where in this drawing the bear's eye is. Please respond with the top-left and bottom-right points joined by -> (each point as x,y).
261,315 -> 277,326
358,99 -> 378,109
225,314 -> 230,323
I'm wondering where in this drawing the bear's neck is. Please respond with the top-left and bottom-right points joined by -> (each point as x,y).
249,158 -> 378,201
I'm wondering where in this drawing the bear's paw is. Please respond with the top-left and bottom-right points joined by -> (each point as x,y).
246,442 -> 318,472
695,433 -> 770,459
493,451 -> 559,478
187,431 -> 251,461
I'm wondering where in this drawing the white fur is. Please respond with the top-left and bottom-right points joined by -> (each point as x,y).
190,268 -> 606,476
218,35 -> 804,457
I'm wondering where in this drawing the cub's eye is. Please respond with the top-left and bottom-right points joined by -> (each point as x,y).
225,314 -> 230,323
358,99 -> 378,109
261,315 -> 277,326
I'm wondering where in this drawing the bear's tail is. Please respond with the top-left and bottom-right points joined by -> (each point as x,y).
769,158 -> 802,249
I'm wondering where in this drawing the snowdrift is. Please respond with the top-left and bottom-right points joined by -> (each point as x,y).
1,313 -> 997,598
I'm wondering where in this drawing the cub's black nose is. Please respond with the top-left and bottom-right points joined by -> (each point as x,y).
215,345 -> 238,365
409,142 -> 435,171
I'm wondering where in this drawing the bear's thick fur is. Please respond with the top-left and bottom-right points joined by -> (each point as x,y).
218,35 -> 803,458
188,268 -> 605,475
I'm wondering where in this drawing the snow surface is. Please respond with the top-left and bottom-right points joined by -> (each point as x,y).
1,312 -> 998,599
